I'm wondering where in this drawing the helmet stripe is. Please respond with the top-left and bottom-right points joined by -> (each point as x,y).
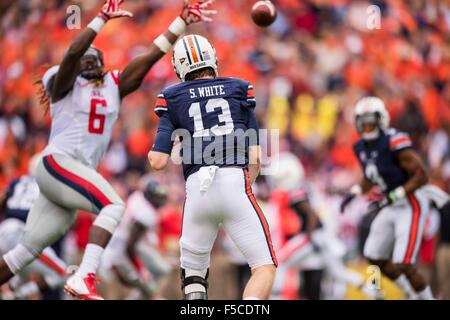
187,35 -> 200,63
193,35 -> 204,62
182,38 -> 193,65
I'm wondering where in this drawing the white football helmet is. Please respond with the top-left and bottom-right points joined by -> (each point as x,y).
172,34 -> 218,82
354,96 -> 390,140
267,152 -> 305,191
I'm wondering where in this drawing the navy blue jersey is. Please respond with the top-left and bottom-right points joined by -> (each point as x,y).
5,175 -> 39,222
152,77 -> 259,180
353,129 -> 413,192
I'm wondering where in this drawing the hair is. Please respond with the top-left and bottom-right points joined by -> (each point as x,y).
185,67 -> 216,81
34,64 -> 108,116
33,64 -> 52,115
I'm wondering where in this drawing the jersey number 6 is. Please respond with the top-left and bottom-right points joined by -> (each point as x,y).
89,99 -> 107,134
189,98 -> 234,137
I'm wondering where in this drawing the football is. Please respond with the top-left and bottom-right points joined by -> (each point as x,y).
251,1 -> 277,27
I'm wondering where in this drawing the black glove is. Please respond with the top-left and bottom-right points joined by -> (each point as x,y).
340,193 -> 356,213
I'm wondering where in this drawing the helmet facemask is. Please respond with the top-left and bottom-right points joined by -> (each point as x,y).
356,112 -> 382,141
80,47 -> 104,80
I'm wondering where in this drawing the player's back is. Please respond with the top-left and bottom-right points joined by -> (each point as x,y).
154,77 -> 258,179
42,67 -> 121,169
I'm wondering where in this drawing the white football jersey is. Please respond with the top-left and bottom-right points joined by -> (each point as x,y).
113,191 -> 158,243
41,66 -> 121,169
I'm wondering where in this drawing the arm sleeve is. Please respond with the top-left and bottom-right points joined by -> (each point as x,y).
42,65 -> 60,94
154,93 -> 168,117
389,131 -> 413,152
243,83 -> 256,109
152,112 -> 175,154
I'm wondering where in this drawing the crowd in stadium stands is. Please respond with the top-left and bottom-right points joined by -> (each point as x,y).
0,0 -> 449,299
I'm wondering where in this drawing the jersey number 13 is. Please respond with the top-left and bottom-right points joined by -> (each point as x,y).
189,98 -> 234,137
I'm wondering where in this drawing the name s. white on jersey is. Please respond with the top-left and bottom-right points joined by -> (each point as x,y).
41,66 -> 121,169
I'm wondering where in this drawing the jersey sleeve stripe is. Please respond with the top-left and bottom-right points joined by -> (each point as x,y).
247,88 -> 255,98
154,107 -> 168,113
390,136 -> 412,149
155,98 -> 167,107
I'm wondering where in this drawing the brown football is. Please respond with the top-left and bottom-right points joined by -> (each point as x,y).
251,1 -> 277,27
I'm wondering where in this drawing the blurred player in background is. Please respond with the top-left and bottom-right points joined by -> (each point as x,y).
100,176 -> 170,299
1,153 -> 65,300
269,152 -> 377,300
148,34 -> 277,300
0,217 -> 66,300
341,97 -> 433,300
2,154 -> 40,223
0,0 -> 216,300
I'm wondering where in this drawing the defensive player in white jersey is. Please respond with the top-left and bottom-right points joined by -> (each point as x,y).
0,0 -> 216,300
100,176 -> 170,299
340,97 -> 433,300
0,218 -> 67,300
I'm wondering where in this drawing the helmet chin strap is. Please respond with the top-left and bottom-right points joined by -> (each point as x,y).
362,129 -> 380,141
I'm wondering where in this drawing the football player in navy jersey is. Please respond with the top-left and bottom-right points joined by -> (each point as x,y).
340,97 -> 434,299
148,34 -> 277,300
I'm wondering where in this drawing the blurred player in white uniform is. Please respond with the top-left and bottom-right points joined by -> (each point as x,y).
0,218 -> 66,300
341,97 -> 433,300
0,0 -> 216,300
268,153 -> 377,299
100,176 -> 170,299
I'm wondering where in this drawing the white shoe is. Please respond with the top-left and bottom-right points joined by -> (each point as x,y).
64,273 -> 104,300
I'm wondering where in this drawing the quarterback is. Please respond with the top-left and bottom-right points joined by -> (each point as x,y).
148,34 -> 277,300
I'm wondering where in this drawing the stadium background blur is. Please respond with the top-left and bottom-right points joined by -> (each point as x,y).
0,0 -> 449,299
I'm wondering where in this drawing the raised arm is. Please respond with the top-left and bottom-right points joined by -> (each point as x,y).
51,0 -> 132,102
118,0 -> 217,99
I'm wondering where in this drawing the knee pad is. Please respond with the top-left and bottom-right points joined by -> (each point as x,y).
93,203 -> 125,234
3,244 -> 37,274
180,242 -> 211,270
181,268 -> 209,300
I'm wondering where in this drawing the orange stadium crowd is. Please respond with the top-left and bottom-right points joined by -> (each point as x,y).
0,0 -> 450,299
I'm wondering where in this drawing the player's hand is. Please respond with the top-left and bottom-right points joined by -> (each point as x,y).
99,0 -> 133,21
180,0 -> 217,24
366,196 -> 390,215
340,193 -> 356,213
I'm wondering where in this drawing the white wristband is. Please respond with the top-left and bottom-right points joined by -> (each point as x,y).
350,184 -> 362,196
87,16 -> 106,34
154,34 -> 173,53
390,186 -> 406,201
168,16 -> 187,36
